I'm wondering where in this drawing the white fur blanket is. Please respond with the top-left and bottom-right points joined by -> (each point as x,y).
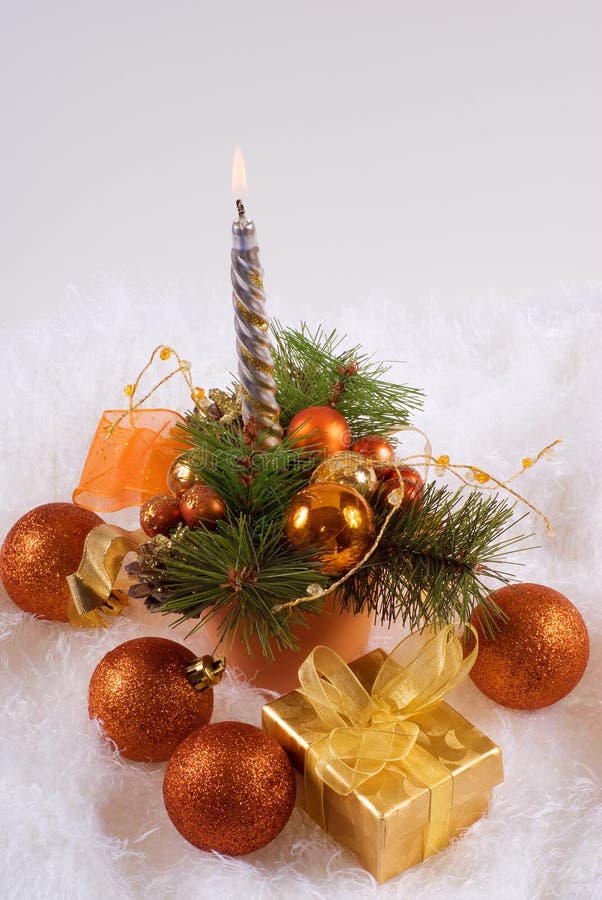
1,283 -> 600,899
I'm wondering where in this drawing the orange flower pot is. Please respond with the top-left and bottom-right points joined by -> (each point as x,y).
202,596 -> 374,694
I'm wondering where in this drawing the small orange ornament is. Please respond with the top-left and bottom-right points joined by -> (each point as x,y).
140,493 -> 182,537
381,465 -> 424,508
88,637 -> 215,762
286,405 -> 352,454
163,721 -> 296,854
0,503 -> 104,621
285,482 -> 375,575
352,434 -> 395,476
470,583 -> 589,709
180,484 -> 227,529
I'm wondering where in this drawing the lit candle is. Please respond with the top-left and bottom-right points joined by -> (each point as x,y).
231,148 -> 282,447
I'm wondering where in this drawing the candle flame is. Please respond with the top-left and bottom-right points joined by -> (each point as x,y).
232,146 -> 248,201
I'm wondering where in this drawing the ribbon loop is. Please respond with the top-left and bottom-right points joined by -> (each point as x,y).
298,624 -> 479,857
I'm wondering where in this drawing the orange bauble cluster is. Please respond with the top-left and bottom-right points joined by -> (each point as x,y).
140,457 -> 227,537
0,502 -> 104,621
470,583 -> 589,709
284,412 -> 425,576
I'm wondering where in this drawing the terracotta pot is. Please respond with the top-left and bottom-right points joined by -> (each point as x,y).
202,596 -> 374,694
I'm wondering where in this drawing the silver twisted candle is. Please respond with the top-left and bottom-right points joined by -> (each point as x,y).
231,198 -> 282,446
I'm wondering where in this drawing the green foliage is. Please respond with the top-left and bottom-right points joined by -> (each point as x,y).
135,323 -> 531,657
139,516 -> 328,660
271,322 -> 424,434
341,483 -> 531,635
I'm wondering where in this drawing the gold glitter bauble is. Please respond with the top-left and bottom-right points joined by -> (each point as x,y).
88,637 -> 214,762
163,721 -> 296,855
0,502 -> 104,621
167,458 -> 197,498
179,484 -> 227,529
140,493 -> 182,537
285,482 -> 375,575
286,405 -> 352,454
311,451 -> 378,498
470,583 -> 589,709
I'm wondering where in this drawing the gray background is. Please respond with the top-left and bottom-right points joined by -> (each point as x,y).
2,0 -> 601,325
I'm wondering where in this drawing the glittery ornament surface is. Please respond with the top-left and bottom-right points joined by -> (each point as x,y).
285,482 -> 375,575
0,502 -> 103,621
470,583 -> 589,709
139,493 -> 182,537
88,637 -> 213,761
163,721 -> 296,855
179,483 -> 227,528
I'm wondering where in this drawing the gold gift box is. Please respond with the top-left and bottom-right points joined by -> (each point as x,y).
262,648 -> 503,883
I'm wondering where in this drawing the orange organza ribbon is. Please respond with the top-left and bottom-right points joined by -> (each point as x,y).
73,408 -> 187,512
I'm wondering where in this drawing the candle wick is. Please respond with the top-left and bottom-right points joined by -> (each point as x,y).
236,198 -> 246,218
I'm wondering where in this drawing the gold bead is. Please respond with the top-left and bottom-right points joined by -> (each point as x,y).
160,347 -> 172,361
474,470 -> 490,484
522,457 -> 533,469
124,384 -> 134,397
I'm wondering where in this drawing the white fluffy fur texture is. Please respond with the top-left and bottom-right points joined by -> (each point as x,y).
1,283 -> 601,900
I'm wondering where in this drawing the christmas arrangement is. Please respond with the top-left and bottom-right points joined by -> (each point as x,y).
0,156 -> 591,883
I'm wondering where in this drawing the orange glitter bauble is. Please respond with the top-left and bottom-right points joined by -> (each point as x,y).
88,637 -> 214,762
285,482 -> 375,575
470,583 -> 589,710
286,405 -> 352,454
352,434 -> 395,476
0,502 -> 103,621
163,721 -> 296,855
140,493 -> 182,537
179,484 -> 227,529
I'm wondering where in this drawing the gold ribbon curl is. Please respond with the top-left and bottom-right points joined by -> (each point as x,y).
298,624 -> 478,859
66,524 -> 144,627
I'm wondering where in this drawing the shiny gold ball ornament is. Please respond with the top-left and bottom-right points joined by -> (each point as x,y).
179,484 -> 227,529
286,405 -> 352,454
285,482 -> 375,575
0,502 -> 104,621
167,457 -> 197,498
140,493 -> 182,537
163,721 -> 296,855
311,451 -> 378,498
88,637 -> 214,761
352,434 -> 395,476
470,583 -> 590,709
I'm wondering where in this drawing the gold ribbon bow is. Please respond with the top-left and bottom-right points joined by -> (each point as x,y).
66,524 -> 144,627
298,624 -> 479,859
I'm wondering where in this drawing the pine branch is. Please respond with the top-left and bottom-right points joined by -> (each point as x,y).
340,482 -> 532,634
271,322 -> 424,434
138,516 -> 329,660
